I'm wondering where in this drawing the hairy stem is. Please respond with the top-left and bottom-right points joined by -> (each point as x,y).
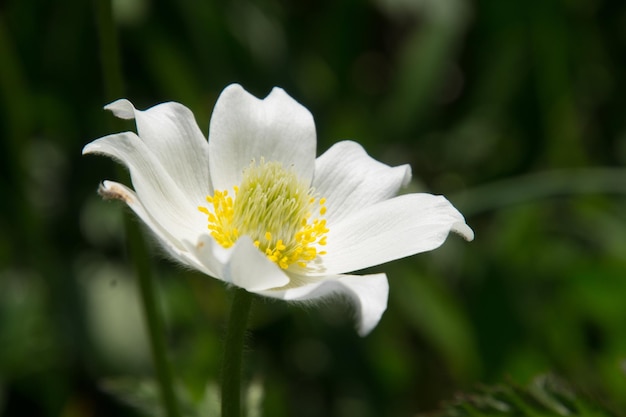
221,288 -> 254,417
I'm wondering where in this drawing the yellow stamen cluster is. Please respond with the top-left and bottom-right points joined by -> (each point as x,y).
198,160 -> 329,270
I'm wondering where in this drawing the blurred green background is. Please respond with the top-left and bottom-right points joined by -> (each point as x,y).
2,0 -> 626,415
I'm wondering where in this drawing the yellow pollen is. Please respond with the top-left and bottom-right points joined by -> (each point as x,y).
198,160 -> 329,270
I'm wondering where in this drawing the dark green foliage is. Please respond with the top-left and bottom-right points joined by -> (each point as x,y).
427,375 -> 621,417
1,0 -> 626,415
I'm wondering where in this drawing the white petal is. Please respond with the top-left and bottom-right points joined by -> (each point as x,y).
83,132 -> 204,242
318,193 -> 474,275
224,237 -> 291,292
105,99 -> 211,203
180,233 -> 230,280
313,140 -> 411,224
260,273 -> 389,336
104,99 -> 136,119
208,84 -> 316,191
97,181 -> 210,274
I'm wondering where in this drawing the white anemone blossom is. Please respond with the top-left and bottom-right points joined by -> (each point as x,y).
83,84 -> 474,336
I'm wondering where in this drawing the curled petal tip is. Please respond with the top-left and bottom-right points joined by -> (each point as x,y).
97,181 -> 136,204
453,222 -> 475,241
81,143 -> 93,155
104,99 -> 136,119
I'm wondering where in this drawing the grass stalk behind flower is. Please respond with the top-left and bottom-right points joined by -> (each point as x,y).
94,2 -> 181,417
453,168 -> 626,216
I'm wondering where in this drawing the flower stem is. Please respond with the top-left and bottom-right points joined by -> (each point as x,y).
221,288 -> 254,417
94,2 -> 181,417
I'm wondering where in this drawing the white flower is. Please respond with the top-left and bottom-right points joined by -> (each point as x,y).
83,84 -> 474,336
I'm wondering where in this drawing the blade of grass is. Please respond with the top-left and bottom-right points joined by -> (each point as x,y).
94,2 -> 181,417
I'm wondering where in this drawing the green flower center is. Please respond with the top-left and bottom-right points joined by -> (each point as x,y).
198,160 -> 328,270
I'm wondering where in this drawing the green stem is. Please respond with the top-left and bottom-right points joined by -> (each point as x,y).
94,0 -> 124,101
129,224 -> 181,417
221,288 -> 254,417
94,2 -> 181,417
